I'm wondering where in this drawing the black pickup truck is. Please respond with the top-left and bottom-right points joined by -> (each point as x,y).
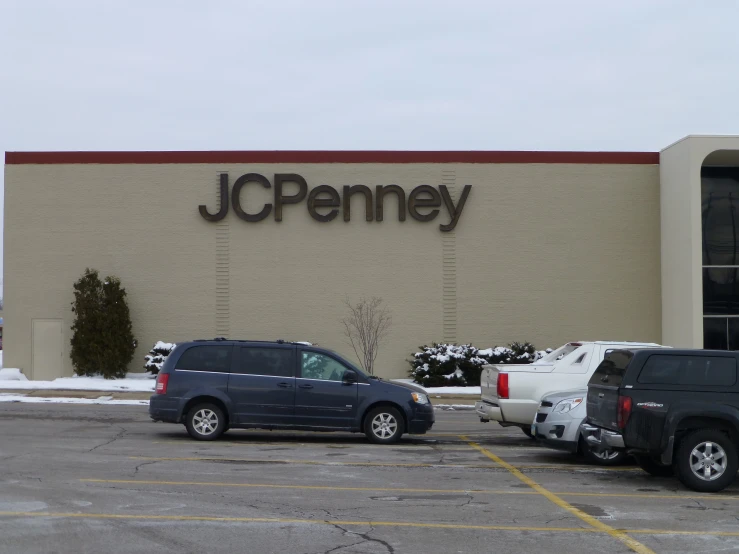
583,348 -> 739,492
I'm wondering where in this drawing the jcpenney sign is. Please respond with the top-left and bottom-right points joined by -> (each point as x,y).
199,173 -> 471,232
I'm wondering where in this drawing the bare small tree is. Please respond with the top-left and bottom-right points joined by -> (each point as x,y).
341,296 -> 392,375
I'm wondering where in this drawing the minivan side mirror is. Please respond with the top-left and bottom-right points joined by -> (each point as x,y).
342,370 -> 358,385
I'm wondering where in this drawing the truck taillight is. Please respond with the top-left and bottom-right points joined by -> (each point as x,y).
155,373 -> 169,395
497,373 -> 509,399
617,395 -> 632,429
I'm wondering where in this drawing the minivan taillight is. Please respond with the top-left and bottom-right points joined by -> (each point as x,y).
617,395 -> 632,429
155,373 -> 169,395
497,373 -> 509,399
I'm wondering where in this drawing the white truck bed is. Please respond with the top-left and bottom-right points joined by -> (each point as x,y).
475,341 -> 664,430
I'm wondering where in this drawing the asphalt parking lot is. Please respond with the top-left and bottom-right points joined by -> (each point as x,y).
1,404 -> 739,553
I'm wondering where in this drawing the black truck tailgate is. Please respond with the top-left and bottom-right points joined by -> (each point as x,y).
586,350 -> 635,431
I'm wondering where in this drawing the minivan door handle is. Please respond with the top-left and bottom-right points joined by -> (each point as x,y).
299,384 -> 314,389
277,382 -> 291,388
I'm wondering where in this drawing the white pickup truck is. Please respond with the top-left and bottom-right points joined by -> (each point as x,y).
474,341 -> 664,437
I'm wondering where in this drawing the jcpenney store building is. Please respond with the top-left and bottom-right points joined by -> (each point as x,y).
4,135 -> 739,380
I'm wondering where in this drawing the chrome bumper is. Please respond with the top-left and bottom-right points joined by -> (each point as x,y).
580,423 -> 625,449
475,400 -> 490,421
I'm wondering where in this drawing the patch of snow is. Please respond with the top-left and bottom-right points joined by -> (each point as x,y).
0,368 -> 28,381
295,341 -> 313,346
391,379 -> 480,395
434,404 -> 476,411
0,394 -> 149,406
153,341 -> 176,350
124,372 -> 156,380
0,351 -> 3,367
0,375 -> 155,391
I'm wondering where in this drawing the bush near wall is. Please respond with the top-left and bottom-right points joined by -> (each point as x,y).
409,342 -> 551,387
144,341 -> 176,374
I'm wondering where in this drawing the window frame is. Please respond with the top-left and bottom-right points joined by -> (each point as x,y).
701,166 -> 739,352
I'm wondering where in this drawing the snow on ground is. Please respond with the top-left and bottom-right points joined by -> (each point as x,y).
392,379 -> 480,395
0,372 -> 478,395
0,374 -> 156,391
0,368 -> 27,381
0,393 -> 149,406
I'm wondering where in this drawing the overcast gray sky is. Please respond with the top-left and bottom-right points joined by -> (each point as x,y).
2,0 -> 739,286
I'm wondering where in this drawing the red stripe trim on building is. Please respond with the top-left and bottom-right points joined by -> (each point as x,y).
4,151 -> 659,165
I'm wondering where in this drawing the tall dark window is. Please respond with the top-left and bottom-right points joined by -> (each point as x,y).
702,167 -> 739,349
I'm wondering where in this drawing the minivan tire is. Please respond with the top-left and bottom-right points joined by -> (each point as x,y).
521,425 -> 535,439
674,429 -> 738,493
633,454 -> 674,477
364,406 -> 404,444
185,403 -> 226,441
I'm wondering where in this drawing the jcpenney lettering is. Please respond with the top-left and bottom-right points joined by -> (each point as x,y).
199,173 -> 471,232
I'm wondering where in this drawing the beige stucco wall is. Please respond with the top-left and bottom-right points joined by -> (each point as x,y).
4,160 -> 661,380
660,136 -> 739,349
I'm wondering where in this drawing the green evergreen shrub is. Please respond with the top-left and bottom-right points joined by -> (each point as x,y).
70,268 -> 137,379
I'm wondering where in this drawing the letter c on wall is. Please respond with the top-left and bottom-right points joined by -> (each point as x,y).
231,173 -> 272,222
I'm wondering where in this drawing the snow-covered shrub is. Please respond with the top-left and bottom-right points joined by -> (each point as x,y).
144,341 -> 176,374
409,342 -> 551,387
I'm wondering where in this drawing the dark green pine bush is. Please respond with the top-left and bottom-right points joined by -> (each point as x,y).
70,268 -> 137,379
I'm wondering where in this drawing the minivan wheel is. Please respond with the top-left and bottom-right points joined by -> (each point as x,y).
675,429 -> 738,493
633,454 -> 674,477
364,406 -> 403,444
185,403 -> 226,441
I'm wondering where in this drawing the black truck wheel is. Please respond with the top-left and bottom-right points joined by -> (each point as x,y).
674,429 -> 738,493
580,438 -> 629,466
633,454 -> 674,477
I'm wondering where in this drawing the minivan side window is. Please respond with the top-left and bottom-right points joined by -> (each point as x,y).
301,352 -> 349,382
176,345 -> 232,373
638,355 -> 737,386
236,347 -> 294,377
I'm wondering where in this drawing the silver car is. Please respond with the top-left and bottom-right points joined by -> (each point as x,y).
532,388 -> 628,465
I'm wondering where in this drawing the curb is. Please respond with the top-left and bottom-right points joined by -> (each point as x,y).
0,389 -> 153,400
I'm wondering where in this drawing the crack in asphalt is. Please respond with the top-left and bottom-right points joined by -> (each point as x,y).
319,508 -> 394,554
132,460 -> 159,477
88,425 -> 127,453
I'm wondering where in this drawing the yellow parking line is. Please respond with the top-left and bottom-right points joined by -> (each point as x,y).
128,455 -> 641,472
0,511 -> 597,533
516,465 -> 640,471
81,478 -> 739,502
128,456 -> 499,469
1,511 -> 738,538
462,436 -> 655,554
630,529 -> 739,537
83,478 -> 534,495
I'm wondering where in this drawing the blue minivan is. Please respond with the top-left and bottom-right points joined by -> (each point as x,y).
149,339 -> 435,443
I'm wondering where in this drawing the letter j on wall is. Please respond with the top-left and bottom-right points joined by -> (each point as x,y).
198,173 -> 471,232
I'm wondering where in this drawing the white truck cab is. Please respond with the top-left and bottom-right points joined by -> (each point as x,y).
475,341 -> 665,436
